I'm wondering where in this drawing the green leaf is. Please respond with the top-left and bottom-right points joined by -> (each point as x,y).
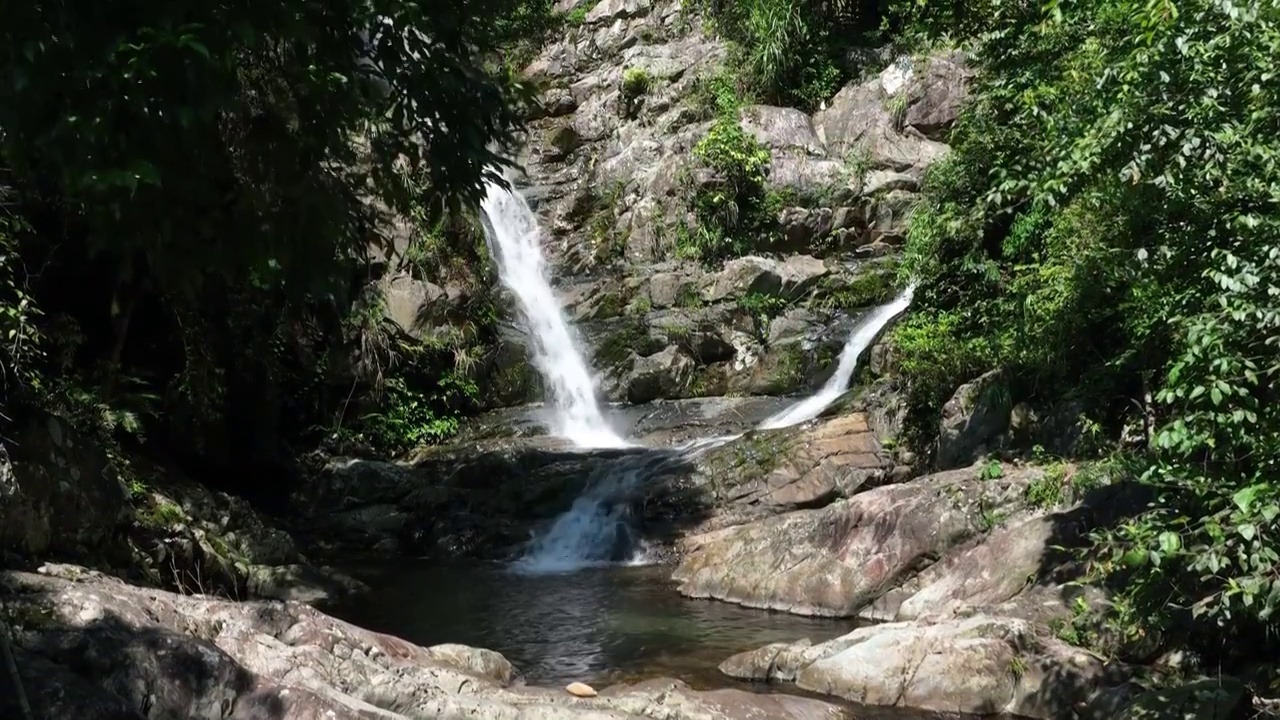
1233,485 -> 1260,513
1158,531 -> 1182,554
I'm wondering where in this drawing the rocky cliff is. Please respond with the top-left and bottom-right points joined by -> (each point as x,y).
379,0 -> 969,409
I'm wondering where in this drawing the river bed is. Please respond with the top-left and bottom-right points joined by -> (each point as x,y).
330,561 -> 849,689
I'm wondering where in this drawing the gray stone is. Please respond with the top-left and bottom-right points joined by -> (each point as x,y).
903,50 -> 973,140
0,412 -> 129,559
938,369 -> 1012,470
674,462 -> 1044,615
722,614 -> 1112,719
380,272 -> 448,341
740,105 -> 825,156
624,346 -> 696,403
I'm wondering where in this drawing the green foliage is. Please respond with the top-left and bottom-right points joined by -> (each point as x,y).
814,260 -> 901,310
583,181 -> 631,264
0,0 -> 540,497
565,5 -> 591,27
738,291 -> 790,341
979,459 -> 1003,480
622,67 -> 653,99
677,108 -> 777,261
893,0 -> 1280,657
491,0 -> 567,71
688,69 -> 745,120
0,215 -> 42,393
691,0 -> 878,111
343,373 -> 476,455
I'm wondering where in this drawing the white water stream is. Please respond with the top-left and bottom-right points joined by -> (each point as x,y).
758,285 -> 915,429
480,180 -> 628,449
479,177 -> 916,572
512,284 -> 915,574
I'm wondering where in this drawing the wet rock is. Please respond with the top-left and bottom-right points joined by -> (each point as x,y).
293,441 -> 640,559
722,614 -> 1114,719
938,369 -> 1012,469
672,462 -> 1044,616
644,414 -> 892,540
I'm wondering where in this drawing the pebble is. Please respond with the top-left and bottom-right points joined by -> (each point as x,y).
566,682 -> 597,698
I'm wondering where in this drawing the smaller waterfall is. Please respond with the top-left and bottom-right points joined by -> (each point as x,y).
480,180 -> 628,449
510,286 -> 915,574
511,450 -> 677,574
759,286 -> 915,430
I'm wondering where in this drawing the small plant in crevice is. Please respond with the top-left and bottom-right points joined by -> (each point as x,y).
583,180 -> 631,264
980,459 -> 1004,480
621,66 -> 654,118
737,291 -> 789,341
565,5 -> 590,27
622,67 -> 653,99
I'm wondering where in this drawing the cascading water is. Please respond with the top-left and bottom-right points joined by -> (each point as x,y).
759,285 -> 915,429
513,286 -> 915,574
480,180 -> 628,449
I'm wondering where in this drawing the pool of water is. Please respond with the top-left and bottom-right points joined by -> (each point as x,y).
330,561 -> 851,689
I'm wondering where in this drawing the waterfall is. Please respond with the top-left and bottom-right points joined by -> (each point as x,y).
759,285 -> 915,430
480,180 -> 628,449
510,284 -> 915,574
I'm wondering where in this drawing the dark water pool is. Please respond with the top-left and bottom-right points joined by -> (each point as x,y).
330,561 -> 849,689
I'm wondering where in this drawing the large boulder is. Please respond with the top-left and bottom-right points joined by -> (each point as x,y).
937,369 -> 1012,469
623,345 -> 697,403
672,462 -> 1044,616
720,614 -> 1117,719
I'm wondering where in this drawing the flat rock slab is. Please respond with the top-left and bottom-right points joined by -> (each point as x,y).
721,615 -> 1118,719
672,463 -> 1043,616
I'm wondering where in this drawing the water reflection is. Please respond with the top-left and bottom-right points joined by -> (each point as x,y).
330,562 -> 848,688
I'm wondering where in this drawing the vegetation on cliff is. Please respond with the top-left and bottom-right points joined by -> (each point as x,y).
889,0 -> 1280,665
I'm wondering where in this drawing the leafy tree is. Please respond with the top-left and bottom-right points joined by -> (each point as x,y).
0,0 -> 541,496
894,0 -> 1280,657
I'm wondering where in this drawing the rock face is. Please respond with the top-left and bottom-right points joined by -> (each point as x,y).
477,0 -> 969,406
0,565 -> 849,720
937,369 -> 1011,469
719,615 -> 1115,720
672,462 -> 1045,616
643,413 -> 893,536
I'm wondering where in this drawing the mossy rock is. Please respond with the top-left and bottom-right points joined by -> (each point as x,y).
809,256 -> 903,311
